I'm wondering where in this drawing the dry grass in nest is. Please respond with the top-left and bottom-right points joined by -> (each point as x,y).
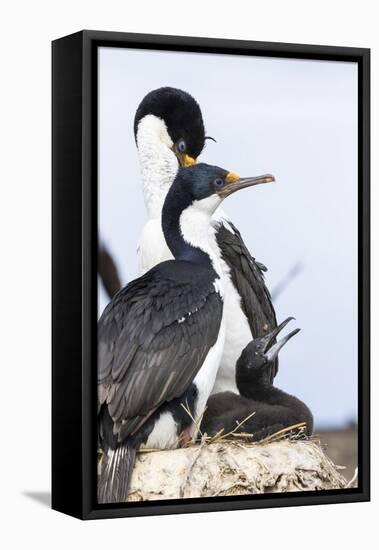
138,404 -> 310,454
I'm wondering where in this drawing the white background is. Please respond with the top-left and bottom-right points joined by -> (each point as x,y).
0,1 -> 376,549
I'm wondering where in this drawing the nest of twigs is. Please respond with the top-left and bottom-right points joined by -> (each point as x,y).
98,407 -> 356,502
126,417 -> 353,501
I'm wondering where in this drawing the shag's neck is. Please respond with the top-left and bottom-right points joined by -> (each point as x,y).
236,374 -> 289,404
162,196 -> 223,281
136,115 -> 178,219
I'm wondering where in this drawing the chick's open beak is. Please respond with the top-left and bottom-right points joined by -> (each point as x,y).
259,317 -> 300,363
219,172 -> 275,198
264,328 -> 300,363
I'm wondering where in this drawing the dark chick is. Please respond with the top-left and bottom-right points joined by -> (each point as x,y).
202,317 -> 313,441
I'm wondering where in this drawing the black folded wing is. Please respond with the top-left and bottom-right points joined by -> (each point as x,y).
214,220 -> 278,380
98,261 -> 223,442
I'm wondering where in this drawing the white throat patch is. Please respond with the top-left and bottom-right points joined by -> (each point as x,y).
179,197 -> 224,294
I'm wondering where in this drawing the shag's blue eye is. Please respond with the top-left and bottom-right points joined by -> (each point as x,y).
214,178 -> 224,188
177,140 -> 186,152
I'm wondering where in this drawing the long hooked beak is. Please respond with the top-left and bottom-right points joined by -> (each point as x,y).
219,172 -> 275,198
260,317 -> 300,363
262,317 -> 295,352
264,328 -> 300,363
260,317 -> 295,352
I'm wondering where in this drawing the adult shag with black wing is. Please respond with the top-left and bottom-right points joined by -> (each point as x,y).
134,87 -> 278,392
202,318 -> 314,440
98,163 -> 275,503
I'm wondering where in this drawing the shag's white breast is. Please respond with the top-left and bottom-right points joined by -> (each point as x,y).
192,314 -> 226,436
210,276 -> 251,394
141,411 -> 179,450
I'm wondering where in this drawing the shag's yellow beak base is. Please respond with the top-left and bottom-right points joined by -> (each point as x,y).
182,154 -> 197,167
226,172 -> 240,183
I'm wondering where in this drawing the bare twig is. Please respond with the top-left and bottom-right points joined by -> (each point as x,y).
179,435 -> 208,498
215,411 -> 257,442
180,402 -> 207,439
256,422 -> 307,444
271,262 -> 303,301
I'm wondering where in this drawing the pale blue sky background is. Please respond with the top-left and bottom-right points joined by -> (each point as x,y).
98,47 -> 358,429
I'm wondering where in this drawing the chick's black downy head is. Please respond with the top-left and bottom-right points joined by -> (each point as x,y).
236,318 -> 300,392
134,87 -> 206,161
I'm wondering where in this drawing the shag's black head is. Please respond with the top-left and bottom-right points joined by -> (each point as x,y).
134,87 -> 206,161
175,163 -> 230,203
169,163 -> 275,206
236,317 -> 300,390
162,163 -> 274,263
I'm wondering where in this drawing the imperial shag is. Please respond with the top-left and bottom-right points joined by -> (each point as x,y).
98,163 -> 274,503
134,87 -> 279,393
202,317 -> 314,440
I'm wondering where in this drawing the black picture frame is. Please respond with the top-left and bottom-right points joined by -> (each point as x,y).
52,30 -> 370,520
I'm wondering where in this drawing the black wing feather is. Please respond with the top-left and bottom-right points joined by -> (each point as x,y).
215,220 -> 278,379
98,261 -> 223,442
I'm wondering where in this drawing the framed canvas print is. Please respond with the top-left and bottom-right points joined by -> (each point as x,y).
52,30 -> 370,520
